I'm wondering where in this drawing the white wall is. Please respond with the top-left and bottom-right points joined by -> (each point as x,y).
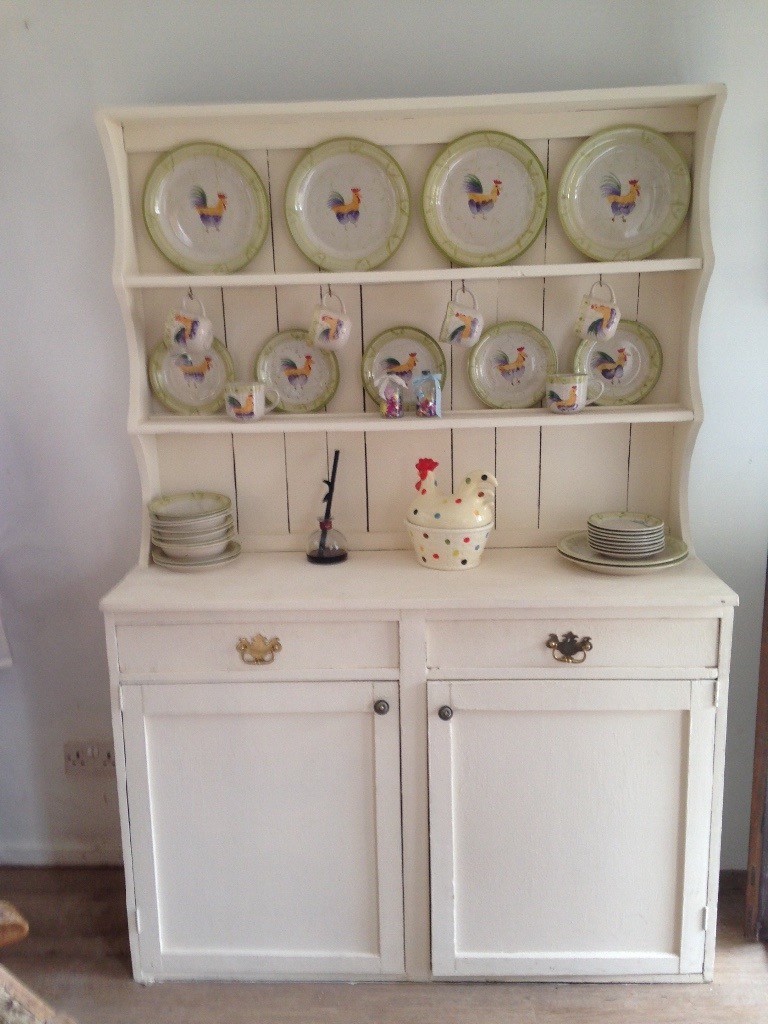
1,0 -> 766,868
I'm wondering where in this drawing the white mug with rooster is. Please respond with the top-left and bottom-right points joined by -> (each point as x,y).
309,290 -> 352,351
574,281 -> 620,342
438,286 -> 484,348
164,294 -> 214,355
546,372 -> 604,414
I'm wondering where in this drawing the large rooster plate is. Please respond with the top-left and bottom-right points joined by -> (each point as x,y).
285,138 -> 410,272
361,327 -> 446,407
422,131 -> 548,267
558,126 -> 691,261
255,330 -> 339,413
148,338 -> 235,415
574,320 -> 662,405
468,322 -> 556,409
143,142 -> 270,273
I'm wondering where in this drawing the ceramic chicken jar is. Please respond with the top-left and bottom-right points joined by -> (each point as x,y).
406,458 -> 497,570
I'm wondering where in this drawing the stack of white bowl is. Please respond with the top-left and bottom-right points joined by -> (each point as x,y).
149,492 -> 238,568
587,511 -> 665,560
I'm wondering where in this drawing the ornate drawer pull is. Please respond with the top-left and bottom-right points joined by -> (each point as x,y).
546,631 -> 593,664
236,634 -> 282,665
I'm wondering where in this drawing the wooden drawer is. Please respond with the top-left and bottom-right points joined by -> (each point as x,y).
115,618 -> 398,677
426,616 -> 720,674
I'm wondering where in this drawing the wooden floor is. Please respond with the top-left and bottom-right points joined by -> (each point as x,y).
0,868 -> 766,1024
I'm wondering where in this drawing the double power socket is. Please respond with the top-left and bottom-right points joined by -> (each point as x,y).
64,740 -> 115,776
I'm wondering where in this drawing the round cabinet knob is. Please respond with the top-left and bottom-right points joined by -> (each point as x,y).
373,699 -> 390,716
438,705 -> 453,721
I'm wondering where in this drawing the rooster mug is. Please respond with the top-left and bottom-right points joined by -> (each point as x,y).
309,292 -> 352,351
574,281 -> 621,342
546,373 -> 604,414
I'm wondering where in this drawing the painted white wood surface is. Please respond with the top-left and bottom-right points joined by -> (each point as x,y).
427,678 -> 715,978
98,85 -> 735,985
121,680 -> 404,981
97,84 -> 725,558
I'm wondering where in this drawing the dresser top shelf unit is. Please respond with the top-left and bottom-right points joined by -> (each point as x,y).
123,258 -> 703,289
136,404 -> 694,435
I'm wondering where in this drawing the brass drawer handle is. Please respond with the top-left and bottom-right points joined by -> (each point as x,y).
236,634 -> 282,665
546,631 -> 592,664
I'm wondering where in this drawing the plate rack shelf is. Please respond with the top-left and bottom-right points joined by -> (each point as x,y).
98,84 -> 724,561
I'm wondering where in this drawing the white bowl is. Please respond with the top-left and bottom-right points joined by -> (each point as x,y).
406,520 -> 492,570
155,534 -> 234,560
148,491 -> 231,520
151,519 -> 234,542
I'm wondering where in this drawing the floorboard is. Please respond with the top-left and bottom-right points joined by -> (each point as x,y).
0,869 -> 766,1024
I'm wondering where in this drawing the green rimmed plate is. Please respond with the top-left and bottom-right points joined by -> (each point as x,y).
255,329 -> 339,413
422,131 -> 548,267
285,137 -> 410,272
468,322 -> 556,409
558,125 -> 691,261
558,532 -> 688,575
574,320 -> 662,405
148,338 -> 235,415
361,326 -> 446,405
143,142 -> 270,274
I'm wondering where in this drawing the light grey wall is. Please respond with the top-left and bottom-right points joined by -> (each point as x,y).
1,0 -> 766,867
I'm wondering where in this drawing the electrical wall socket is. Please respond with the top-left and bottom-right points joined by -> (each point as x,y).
64,740 -> 115,776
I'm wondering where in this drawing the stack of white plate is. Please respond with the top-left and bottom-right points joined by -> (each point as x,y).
149,492 -> 240,570
587,511 -> 665,559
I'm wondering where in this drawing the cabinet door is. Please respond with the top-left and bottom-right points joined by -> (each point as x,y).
428,679 -> 716,979
122,680 -> 403,980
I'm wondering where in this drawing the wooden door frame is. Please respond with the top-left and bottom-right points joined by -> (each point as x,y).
745,556 -> 768,939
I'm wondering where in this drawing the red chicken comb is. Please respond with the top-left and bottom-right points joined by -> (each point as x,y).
415,458 -> 439,488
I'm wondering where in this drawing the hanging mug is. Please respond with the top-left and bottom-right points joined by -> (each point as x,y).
574,281 -> 621,342
163,293 -> 215,354
309,289 -> 353,351
438,286 -> 484,348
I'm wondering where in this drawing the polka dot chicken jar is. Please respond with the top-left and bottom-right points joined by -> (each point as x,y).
405,457 -> 497,570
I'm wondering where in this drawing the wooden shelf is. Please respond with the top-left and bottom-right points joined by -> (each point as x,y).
122,258 -> 703,290
134,404 -> 694,436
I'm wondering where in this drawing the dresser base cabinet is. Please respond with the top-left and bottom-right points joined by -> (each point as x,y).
428,678 -> 716,979
119,680 -> 404,982
103,551 -> 736,984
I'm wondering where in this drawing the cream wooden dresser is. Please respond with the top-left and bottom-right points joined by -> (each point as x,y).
99,85 -> 737,983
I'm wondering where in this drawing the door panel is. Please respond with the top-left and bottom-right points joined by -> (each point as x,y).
428,679 -> 715,978
122,680 -> 403,979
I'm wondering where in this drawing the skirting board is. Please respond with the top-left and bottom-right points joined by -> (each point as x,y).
0,843 -> 123,867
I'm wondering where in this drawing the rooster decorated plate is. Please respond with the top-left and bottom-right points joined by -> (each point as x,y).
143,142 -> 270,273
422,131 -> 548,267
362,327 -> 446,407
468,322 -> 557,409
574,320 -> 662,406
558,126 -> 691,261
285,138 -> 410,272
148,338 -> 235,415
255,329 -> 339,413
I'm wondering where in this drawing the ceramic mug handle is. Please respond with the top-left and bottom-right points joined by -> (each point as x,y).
264,386 -> 281,413
586,377 -> 605,405
589,281 -> 617,306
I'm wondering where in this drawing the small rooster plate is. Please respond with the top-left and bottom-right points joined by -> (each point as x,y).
285,138 -> 410,272
149,338 -> 235,415
558,126 -> 691,261
574,320 -> 662,405
143,142 -> 270,273
468,322 -> 557,409
422,131 -> 548,267
362,327 -> 446,407
255,329 -> 339,413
